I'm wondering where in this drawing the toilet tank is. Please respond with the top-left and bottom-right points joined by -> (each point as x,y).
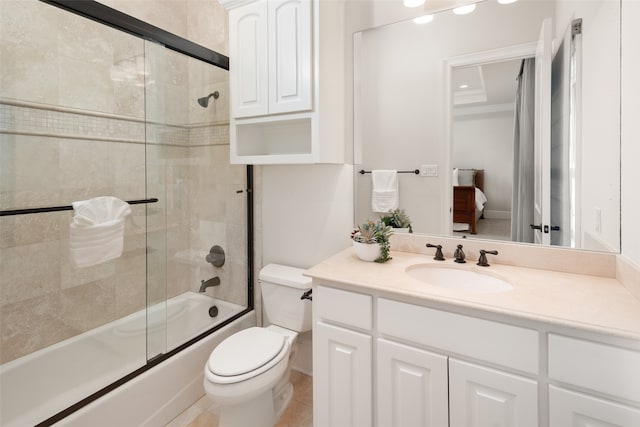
259,264 -> 312,332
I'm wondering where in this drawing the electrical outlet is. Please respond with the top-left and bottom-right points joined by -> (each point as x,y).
420,164 -> 438,177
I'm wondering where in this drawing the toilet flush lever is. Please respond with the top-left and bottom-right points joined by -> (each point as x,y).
301,289 -> 312,301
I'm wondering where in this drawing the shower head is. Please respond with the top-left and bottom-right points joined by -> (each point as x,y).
197,91 -> 220,108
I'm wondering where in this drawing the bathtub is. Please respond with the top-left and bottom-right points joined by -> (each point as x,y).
0,292 -> 254,427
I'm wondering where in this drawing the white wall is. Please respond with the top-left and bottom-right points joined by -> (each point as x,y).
261,164 -> 354,268
621,0 -> 640,266
453,111 -> 514,216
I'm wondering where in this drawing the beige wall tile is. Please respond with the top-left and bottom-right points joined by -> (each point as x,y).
58,277 -> 116,332
187,0 -> 228,55
0,1 -> 60,104
1,135 -> 60,196
98,0 -> 188,42
58,56 -> 115,113
0,240 -> 62,306
0,292 -> 77,364
59,138 -> 116,194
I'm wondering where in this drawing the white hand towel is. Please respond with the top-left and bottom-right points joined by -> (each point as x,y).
371,170 -> 399,213
70,196 -> 131,268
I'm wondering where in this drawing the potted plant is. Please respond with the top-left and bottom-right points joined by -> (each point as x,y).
381,208 -> 413,233
350,219 -> 393,263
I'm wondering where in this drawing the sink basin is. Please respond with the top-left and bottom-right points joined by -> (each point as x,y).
406,264 -> 513,293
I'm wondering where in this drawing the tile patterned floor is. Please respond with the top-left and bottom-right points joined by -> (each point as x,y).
165,371 -> 313,427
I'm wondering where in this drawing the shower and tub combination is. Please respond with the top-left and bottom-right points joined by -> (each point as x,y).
0,1 -> 253,426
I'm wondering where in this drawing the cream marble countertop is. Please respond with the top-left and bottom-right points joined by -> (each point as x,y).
305,248 -> 640,341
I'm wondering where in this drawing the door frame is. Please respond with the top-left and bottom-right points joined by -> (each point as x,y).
442,42 -> 538,236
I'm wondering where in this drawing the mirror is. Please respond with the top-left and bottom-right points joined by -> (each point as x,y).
354,0 -> 620,252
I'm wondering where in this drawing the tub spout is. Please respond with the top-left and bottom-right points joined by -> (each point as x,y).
199,276 -> 220,292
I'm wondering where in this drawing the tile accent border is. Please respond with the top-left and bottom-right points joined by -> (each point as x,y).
1,100 -> 229,146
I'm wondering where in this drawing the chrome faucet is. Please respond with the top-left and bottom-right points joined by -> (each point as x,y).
477,250 -> 498,267
199,276 -> 220,292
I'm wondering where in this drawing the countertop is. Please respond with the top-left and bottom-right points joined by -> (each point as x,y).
305,248 -> 640,341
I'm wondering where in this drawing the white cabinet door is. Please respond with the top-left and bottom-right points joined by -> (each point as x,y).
229,0 -> 268,118
377,339 -> 448,427
550,386 -> 640,427
268,0 -> 312,114
449,359 -> 538,427
313,321 -> 372,427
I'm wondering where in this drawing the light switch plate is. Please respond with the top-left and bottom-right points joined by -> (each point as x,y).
420,164 -> 438,177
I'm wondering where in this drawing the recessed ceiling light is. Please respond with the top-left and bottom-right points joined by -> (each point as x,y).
459,84 -> 469,89
404,0 -> 426,8
413,14 -> 434,24
497,0 -> 518,4
453,4 -> 476,15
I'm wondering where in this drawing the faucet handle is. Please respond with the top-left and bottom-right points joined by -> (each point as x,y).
454,244 -> 466,263
426,243 -> 445,261
477,249 -> 498,267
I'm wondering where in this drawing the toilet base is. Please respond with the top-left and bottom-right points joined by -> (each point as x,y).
218,389 -> 275,427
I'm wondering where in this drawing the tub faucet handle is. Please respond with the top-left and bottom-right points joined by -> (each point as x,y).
426,243 -> 445,261
454,244 -> 466,263
477,249 -> 498,267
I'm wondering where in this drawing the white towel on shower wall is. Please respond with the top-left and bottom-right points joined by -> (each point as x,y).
69,196 -> 131,268
371,170 -> 399,213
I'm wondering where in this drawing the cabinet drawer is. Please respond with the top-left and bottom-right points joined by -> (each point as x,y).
548,334 -> 640,403
315,286 -> 372,330
378,298 -> 538,374
550,386 -> 640,426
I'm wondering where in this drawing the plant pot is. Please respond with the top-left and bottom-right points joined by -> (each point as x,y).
352,241 -> 380,262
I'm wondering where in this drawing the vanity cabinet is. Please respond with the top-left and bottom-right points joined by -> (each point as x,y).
312,282 -> 640,427
224,0 -> 345,164
313,285 -> 540,427
377,297 -> 539,427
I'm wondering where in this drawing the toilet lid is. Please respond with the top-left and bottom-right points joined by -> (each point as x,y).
208,327 -> 286,377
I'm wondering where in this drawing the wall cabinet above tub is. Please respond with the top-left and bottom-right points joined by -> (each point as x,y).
222,0 -> 346,164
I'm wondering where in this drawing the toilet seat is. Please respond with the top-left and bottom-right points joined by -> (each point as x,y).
206,327 -> 290,384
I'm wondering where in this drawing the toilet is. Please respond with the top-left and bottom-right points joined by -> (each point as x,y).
203,264 -> 312,427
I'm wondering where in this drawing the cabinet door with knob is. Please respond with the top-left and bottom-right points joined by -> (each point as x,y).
268,0 -> 312,114
229,0 -> 269,118
449,359 -> 538,427
377,338 -> 448,427
313,321 -> 372,427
